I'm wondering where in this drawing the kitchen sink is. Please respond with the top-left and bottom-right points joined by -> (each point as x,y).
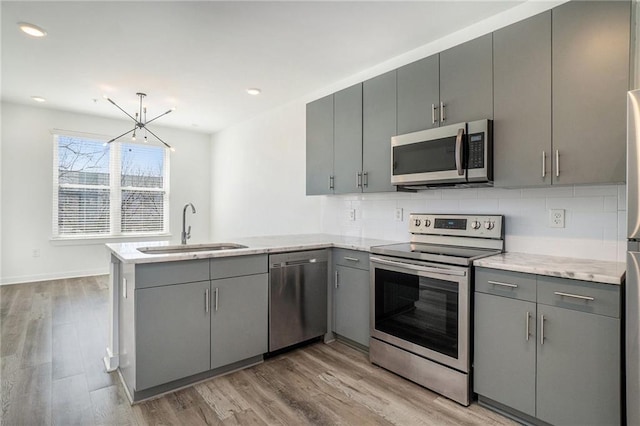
137,243 -> 248,255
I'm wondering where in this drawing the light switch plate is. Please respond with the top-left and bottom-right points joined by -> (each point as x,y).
549,209 -> 565,228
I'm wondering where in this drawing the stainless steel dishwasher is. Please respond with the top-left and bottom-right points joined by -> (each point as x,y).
269,250 -> 328,352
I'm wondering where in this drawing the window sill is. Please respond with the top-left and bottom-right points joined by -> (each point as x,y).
50,233 -> 172,246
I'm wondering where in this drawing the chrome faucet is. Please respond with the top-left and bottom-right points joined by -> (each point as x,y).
181,203 -> 196,245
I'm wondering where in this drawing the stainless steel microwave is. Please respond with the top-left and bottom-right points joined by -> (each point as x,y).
391,119 -> 493,187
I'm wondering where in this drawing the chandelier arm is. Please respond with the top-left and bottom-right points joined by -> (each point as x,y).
145,127 -> 173,150
107,127 -> 136,143
144,109 -> 174,126
106,97 -> 139,123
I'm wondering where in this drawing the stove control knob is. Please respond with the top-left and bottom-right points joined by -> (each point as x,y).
484,221 -> 495,230
414,219 -> 421,227
424,219 -> 431,227
471,220 -> 481,230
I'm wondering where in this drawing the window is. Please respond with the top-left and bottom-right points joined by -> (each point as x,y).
53,134 -> 170,238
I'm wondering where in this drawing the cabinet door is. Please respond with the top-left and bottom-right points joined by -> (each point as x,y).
474,293 -> 537,417
493,12 -> 552,187
334,265 -> 370,347
440,33 -> 493,125
211,274 -> 268,370
333,83 -> 363,194
136,281 -> 210,390
537,305 -> 621,426
552,1 -> 630,185
397,54 -> 439,134
363,71 -> 396,193
306,94 -> 334,195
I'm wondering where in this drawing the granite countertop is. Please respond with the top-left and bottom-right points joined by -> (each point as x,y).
474,252 -> 626,285
107,234 -> 400,264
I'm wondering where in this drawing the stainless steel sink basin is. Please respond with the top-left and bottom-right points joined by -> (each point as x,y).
137,243 -> 248,255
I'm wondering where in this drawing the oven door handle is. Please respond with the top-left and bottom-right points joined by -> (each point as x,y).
370,256 -> 466,277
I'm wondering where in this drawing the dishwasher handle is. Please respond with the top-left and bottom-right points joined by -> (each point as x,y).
271,258 -> 327,268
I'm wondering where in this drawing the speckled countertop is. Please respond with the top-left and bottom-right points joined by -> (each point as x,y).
474,252 -> 626,285
107,234 -> 399,264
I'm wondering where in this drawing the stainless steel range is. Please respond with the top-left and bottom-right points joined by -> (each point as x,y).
369,213 -> 504,406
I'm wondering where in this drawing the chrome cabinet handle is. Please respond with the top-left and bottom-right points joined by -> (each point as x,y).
205,288 -> 209,313
488,280 -> 518,289
554,291 -> 595,302
344,256 -> 360,262
555,150 -> 560,177
329,175 -> 335,190
525,311 -> 531,341
431,104 -> 438,124
540,315 -> 545,345
455,128 -> 465,176
542,151 -> 546,178
363,172 -> 368,188
356,172 -> 362,188
335,271 -> 339,288
440,101 -> 446,122
214,287 -> 219,312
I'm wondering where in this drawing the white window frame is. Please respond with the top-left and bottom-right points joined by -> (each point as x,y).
52,132 -> 170,239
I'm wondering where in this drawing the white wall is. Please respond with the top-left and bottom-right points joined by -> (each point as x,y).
0,102 -> 212,284
210,0 -> 627,263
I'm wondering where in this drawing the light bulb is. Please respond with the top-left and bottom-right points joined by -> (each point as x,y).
170,147 -> 176,152
132,135 -> 136,141
18,22 -> 47,37
144,136 -> 148,143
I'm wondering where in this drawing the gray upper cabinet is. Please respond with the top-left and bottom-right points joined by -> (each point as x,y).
210,273 -> 268,370
306,94 -> 334,195
362,71 -> 397,193
439,33 -> 493,125
493,12 -> 552,187
397,54 -> 440,134
136,280 -> 211,390
552,0 -> 630,185
333,83 -> 363,194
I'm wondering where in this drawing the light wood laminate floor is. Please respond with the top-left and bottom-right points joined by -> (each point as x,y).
1,276 -> 516,425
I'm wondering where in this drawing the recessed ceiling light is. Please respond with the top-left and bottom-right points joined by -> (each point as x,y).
246,88 -> 261,96
31,96 -> 46,103
18,22 -> 47,38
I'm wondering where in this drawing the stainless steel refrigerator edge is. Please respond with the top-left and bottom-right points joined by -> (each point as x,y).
627,89 -> 640,426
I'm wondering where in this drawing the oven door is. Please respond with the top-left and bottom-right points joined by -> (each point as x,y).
370,255 -> 470,372
391,122 -> 467,186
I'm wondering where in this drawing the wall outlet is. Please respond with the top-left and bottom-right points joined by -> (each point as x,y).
348,209 -> 356,221
549,209 -> 565,228
395,208 -> 404,222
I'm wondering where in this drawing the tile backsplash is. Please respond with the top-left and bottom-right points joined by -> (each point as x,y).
320,184 -> 627,263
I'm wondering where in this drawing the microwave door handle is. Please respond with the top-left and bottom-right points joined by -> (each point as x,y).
455,127 -> 465,176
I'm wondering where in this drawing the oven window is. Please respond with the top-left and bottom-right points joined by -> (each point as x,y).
392,136 -> 457,175
374,268 -> 459,358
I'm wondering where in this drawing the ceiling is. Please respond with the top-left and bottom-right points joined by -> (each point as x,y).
2,1 -> 523,134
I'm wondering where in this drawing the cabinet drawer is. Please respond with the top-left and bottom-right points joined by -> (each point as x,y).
136,259 -> 209,289
537,276 -> 620,318
210,255 -> 268,280
333,248 -> 369,270
475,268 -> 536,302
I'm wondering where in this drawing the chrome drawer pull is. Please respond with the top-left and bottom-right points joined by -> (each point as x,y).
488,280 -> 518,289
554,291 -> 594,302
525,311 -> 531,341
540,315 -> 545,345
344,256 -> 360,262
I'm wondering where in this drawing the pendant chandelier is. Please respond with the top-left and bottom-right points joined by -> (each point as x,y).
104,92 -> 175,151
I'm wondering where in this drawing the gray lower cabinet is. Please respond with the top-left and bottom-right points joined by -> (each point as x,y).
333,249 -> 370,347
136,280 -> 211,390
474,267 -> 621,425
211,273 -> 268,370
306,94 -> 334,195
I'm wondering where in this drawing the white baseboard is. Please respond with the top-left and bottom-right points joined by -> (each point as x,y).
0,268 -> 108,285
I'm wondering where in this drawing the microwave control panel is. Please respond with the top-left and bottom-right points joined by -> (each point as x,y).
468,133 -> 485,169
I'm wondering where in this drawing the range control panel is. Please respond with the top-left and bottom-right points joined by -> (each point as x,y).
408,213 -> 503,239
